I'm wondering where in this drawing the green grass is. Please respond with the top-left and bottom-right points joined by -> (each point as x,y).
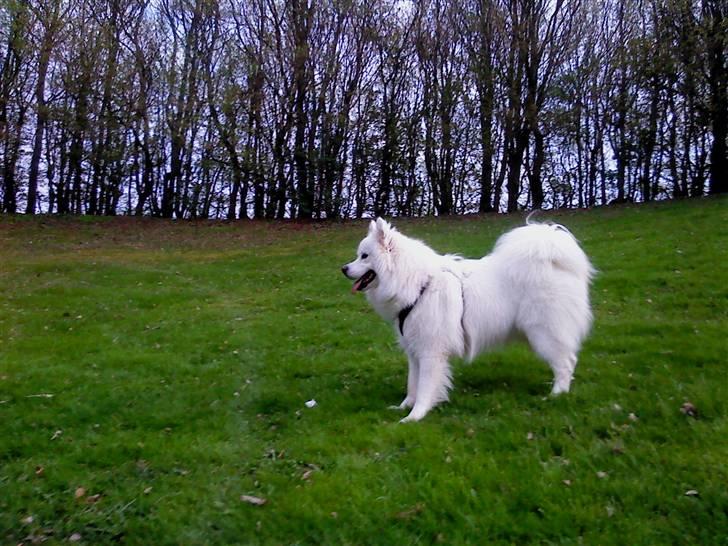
1,198 -> 726,545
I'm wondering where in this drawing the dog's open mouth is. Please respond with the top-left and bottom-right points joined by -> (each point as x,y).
351,270 -> 377,293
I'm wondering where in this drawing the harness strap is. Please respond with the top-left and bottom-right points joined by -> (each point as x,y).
443,268 -> 470,357
397,282 -> 429,335
396,271 -> 469,357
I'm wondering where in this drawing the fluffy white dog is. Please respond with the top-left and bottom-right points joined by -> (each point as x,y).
342,217 -> 594,423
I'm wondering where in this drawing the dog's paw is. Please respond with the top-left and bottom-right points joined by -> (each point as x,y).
399,408 -> 428,423
550,381 -> 571,395
390,397 -> 414,411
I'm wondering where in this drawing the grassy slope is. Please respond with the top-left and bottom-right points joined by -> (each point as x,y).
1,198 -> 726,545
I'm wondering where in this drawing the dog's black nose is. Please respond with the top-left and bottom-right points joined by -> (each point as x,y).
341,265 -> 349,276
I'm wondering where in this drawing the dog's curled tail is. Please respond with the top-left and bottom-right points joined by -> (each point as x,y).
526,209 -> 573,235
549,233 -> 596,282
497,221 -> 596,283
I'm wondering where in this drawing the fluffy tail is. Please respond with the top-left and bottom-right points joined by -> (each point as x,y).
526,209 -> 575,237
496,222 -> 596,282
525,210 -> 539,225
549,230 -> 596,281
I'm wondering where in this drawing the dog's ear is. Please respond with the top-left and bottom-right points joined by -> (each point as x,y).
375,217 -> 395,251
368,220 -> 377,235
375,217 -> 390,233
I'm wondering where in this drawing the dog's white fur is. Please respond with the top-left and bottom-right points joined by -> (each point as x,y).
342,217 -> 594,423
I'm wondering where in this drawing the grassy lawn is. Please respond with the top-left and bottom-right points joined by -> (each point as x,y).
1,198 -> 726,545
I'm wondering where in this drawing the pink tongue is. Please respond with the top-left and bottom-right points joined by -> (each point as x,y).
351,278 -> 363,294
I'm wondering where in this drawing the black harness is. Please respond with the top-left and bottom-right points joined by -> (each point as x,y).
397,282 -> 430,335
396,270 -> 469,356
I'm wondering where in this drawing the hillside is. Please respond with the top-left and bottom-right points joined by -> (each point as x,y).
1,198 -> 726,544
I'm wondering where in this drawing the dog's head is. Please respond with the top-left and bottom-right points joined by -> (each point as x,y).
341,217 -> 396,294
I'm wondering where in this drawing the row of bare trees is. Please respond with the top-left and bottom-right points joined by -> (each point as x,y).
1,0 -> 726,219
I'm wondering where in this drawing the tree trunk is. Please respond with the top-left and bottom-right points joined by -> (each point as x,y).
26,25 -> 54,214
292,0 -> 313,219
530,128 -> 545,209
706,1 -> 727,194
506,127 -> 528,212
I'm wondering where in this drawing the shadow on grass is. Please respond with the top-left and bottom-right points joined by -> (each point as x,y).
456,351 -> 552,398
458,369 -> 548,397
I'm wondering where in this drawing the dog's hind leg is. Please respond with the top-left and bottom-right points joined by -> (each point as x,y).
400,356 -> 452,423
526,329 -> 578,395
391,355 -> 418,410
548,352 -> 577,395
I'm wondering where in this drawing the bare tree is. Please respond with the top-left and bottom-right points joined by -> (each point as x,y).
0,0 -> 724,218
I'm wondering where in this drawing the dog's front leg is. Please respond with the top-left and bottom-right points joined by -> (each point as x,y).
400,356 -> 452,423
391,355 -> 418,410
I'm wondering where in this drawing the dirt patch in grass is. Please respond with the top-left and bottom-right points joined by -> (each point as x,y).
0,214 -> 358,259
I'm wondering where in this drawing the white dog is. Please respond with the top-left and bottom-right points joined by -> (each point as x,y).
342,217 -> 594,423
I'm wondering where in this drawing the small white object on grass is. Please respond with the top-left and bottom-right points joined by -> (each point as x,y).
241,494 -> 267,506
305,399 -> 317,408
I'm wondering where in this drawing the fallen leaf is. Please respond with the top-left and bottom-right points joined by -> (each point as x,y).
680,402 -> 698,418
526,432 -> 534,440
21,515 -> 34,525
35,465 -> 44,477
241,495 -> 267,506
562,479 -> 572,487
143,487 -> 153,494
596,471 -> 608,479
86,494 -> 101,504
395,502 -> 425,520
51,430 -> 62,440
75,487 -> 86,499
302,469 -> 314,480
684,489 -> 699,497
305,399 -> 317,408
628,413 -> 638,422
69,532 -> 82,542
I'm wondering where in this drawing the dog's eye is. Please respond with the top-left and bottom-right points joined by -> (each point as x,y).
361,253 -> 368,260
